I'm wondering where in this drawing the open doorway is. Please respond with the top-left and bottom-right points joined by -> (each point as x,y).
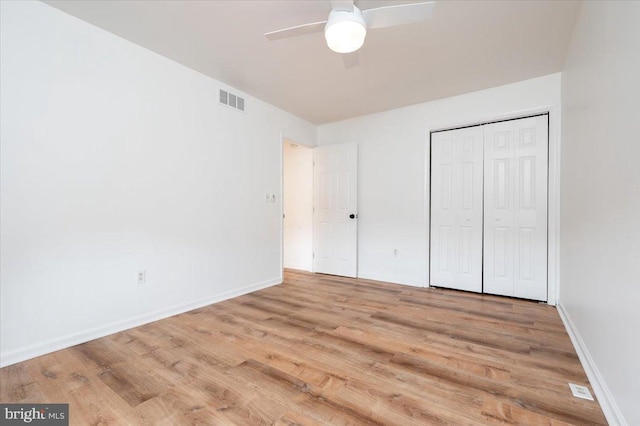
282,140 -> 313,272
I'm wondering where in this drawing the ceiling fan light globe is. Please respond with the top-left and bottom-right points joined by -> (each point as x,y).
324,11 -> 367,54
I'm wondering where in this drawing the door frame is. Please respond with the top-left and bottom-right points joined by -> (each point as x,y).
424,105 -> 560,305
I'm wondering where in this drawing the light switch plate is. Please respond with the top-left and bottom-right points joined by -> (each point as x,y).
568,383 -> 594,401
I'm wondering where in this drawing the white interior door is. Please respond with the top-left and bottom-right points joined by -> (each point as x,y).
430,126 -> 483,292
484,115 -> 548,300
313,143 -> 358,277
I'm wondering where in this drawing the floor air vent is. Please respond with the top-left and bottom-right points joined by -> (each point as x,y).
219,89 -> 245,112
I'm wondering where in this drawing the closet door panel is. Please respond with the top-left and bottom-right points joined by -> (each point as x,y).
513,117 -> 548,300
484,116 -> 548,300
453,131 -> 484,291
430,133 -> 455,288
431,127 -> 483,292
484,122 -> 515,296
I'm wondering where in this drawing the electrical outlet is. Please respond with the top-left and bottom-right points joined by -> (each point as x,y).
271,194 -> 276,203
265,193 -> 271,203
137,270 -> 146,285
568,383 -> 594,401
393,249 -> 398,257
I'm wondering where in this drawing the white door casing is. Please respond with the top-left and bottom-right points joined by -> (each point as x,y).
430,126 -> 483,292
313,143 -> 358,277
483,115 -> 548,300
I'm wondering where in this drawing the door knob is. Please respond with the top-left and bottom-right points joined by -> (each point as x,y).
349,214 -> 356,219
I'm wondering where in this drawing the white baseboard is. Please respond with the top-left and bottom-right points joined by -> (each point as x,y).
556,301 -> 627,426
283,263 -> 312,272
0,277 -> 281,368
356,271 -> 424,288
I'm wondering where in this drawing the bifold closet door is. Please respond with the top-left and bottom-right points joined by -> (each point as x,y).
484,116 -> 548,301
430,126 -> 483,292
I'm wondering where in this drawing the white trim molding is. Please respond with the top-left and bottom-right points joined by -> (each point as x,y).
357,271 -> 424,288
557,302 -> 628,426
0,278 -> 281,368
283,264 -> 313,272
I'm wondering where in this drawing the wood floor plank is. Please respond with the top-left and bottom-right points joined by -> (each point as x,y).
0,363 -> 46,403
26,350 -> 142,425
0,270 -> 607,425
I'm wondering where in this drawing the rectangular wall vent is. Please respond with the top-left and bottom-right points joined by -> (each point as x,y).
219,88 -> 245,113
219,89 -> 228,105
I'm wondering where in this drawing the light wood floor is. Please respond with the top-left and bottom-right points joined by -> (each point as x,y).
1,270 -> 607,425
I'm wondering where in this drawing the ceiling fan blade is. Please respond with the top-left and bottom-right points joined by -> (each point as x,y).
342,51 -> 360,69
362,1 -> 435,29
331,0 -> 354,12
264,20 -> 327,41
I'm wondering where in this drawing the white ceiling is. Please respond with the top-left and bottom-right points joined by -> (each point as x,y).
44,0 -> 581,124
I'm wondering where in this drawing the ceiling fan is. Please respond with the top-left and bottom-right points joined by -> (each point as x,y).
264,0 -> 435,66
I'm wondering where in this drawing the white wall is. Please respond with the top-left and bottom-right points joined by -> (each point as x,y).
317,74 -> 561,292
283,141 -> 313,271
560,1 -> 640,424
0,1 -> 315,367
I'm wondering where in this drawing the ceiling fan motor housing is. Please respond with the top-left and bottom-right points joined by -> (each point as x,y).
324,7 -> 367,53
